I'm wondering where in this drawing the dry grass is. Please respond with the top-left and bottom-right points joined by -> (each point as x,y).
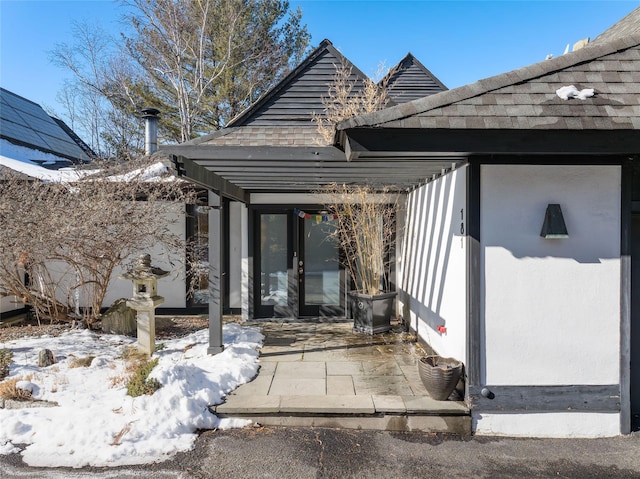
111,422 -> 133,445
68,355 -> 96,368
109,360 -> 138,389
0,377 -> 34,401
120,346 -> 149,362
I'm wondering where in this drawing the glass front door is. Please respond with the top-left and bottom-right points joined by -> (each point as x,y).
298,217 -> 343,316
254,209 -> 344,318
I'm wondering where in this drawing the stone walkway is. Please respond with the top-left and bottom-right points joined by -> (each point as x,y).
213,319 -> 470,433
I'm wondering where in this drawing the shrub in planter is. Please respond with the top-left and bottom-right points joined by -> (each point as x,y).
322,183 -> 398,332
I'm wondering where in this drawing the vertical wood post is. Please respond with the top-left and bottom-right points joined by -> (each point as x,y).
620,160 -> 631,434
208,190 -> 224,355
466,160 -> 482,393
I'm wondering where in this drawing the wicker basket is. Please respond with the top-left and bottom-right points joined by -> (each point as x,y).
418,355 -> 463,401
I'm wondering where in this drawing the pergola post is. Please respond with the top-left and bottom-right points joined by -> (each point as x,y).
207,190 -> 224,354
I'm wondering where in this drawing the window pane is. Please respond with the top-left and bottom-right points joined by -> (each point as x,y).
260,214 -> 288,306
304,220 -> 339,305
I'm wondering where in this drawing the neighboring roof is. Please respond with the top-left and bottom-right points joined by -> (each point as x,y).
383,53 -> 447,104
592,7 -> 640,44
0,88 -> 92,163
52,117 -> 95,160
0,139 -> 91,182
338,34 -> 640,132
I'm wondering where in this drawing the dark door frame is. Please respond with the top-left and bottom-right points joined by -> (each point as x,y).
250,205 -> 346,318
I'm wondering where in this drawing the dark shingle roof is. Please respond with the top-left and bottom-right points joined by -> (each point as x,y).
592,7 -> 640,44
226,39 -> 372,128
183,125 -> 324,147
338,35 -> 640,131
181,40 -> 382,147
0,87 -> 92,162
384,53 -> 447,104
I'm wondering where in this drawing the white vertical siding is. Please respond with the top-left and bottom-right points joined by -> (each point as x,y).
398,165 -> 468,362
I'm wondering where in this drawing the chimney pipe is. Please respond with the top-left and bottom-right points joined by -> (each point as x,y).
141,108 -> 160,155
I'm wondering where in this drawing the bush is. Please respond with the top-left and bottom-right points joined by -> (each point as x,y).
0,349 -> 13,380
126,358 -> 161,397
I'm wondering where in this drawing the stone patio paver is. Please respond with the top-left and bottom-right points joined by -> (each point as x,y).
327,375 -> 355,395
216,319 -> 470,432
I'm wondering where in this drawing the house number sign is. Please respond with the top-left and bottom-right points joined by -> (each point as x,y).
460,208 -> 465,248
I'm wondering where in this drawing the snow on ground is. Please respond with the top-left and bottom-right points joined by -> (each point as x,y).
0,323 -> 263,468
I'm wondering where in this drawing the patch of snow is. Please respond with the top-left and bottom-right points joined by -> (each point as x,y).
556,85 -> 595,100
0,323 -> 263,467
14,380 -> 37,395
105,161 -> 171,182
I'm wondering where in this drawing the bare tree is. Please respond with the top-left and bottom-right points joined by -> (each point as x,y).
51,22 -> 146,159
313,62 -> 392,145
0,157 -> 197,325
123,0 -> 310,141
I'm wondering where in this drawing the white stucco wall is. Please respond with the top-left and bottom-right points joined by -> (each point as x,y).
103,202 -> 187,309
398,166 -> 467,362
480,164 -> 621,387
474,412 -> 621,438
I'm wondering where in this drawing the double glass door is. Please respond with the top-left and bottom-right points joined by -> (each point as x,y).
255,210 -> 344,318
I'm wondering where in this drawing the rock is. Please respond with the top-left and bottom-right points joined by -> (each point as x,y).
37,349 -> 55,367
101,298 -> 137,336
2,399 -> 58,409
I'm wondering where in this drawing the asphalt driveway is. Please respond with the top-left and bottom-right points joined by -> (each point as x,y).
2,427 -> 639,479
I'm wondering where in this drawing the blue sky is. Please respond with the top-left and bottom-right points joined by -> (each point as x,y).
1,0 -> 638,117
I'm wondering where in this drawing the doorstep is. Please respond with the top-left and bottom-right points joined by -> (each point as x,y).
212,394 -> 470,434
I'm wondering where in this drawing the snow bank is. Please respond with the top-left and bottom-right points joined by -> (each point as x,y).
0,323 -> 263,467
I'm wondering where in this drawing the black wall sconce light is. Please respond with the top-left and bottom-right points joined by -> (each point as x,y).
540,204 -> 569,239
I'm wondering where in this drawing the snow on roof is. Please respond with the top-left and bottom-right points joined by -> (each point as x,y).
0,139 -> 92,182
0,139 -> 171,183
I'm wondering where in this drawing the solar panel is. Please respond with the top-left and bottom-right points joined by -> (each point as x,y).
0,88 -> 90,162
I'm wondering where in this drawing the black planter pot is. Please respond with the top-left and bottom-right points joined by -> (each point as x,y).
418,355 -> 463,401
349,291 -> 397,334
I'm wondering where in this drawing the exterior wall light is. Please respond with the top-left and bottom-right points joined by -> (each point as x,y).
540,204 -> 569,239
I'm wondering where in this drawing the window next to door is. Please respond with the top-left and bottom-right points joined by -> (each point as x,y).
187,203 -> 209,308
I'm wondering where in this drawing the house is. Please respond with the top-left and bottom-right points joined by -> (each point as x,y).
164,8 -> 640,438
0,89 -> 191,320
0,87 -> 94,318
335,8 -> 640,437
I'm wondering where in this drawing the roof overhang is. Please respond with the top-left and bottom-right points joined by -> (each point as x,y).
340,128 -> 640,160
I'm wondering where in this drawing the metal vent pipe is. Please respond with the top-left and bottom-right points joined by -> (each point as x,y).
141,108 -> 161,155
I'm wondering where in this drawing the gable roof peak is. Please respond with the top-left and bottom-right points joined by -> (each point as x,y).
592,7 -> 640,44
382,51 -> 447,104
226,38 -> 369,128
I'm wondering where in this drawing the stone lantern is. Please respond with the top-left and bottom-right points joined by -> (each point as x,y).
119,254 -> 169,356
